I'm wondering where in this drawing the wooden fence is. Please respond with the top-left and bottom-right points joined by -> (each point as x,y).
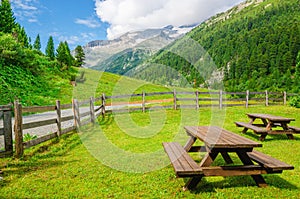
0,105 -> 13,157
0,90 -> 297,158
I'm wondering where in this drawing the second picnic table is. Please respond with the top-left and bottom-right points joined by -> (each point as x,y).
235,113 -> 300,141
162,126 -> 294,190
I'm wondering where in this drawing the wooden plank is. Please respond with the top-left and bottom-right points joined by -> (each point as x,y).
176,91 -> 195,95
162,142 -> 203,177
23,132 -> 58,148
22,105 -> 56,113
61,115 -> 74,122
61,126 -> 76,135
247,150 -> 294,171
235,121 -> 268,133
177,98 -> 195,101
23,118 -> 57,130
0,105 -> 12,111
201,165 -> 267,176
289,126 -> 300,132
145,91 -> 173,96
60,104 -> 72,109
78,99 -> 90,106
80,111 -> 90,118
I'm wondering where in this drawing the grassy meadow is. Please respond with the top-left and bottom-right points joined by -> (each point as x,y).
0,105 -> 299,198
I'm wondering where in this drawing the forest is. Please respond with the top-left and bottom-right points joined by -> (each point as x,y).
0,0 -> 85,105
137,0 -> 300,92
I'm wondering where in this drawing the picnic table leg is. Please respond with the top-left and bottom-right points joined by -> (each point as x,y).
183,136 -> 197,151
281,123 -> 295,140
242,127 -> 249,134
221,152 -> 234,164
259,134 -> 267,141
184,176 -> 204,191
236,150 -> 267,187
184,150 -> 219,190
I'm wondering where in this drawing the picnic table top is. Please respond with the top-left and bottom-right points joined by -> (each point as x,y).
184,126 -> 262,149
247,113 -> 295,122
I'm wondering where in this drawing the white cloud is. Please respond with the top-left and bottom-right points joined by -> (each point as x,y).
11,0 -> 40,23
75,18 -> 101,28
95,0 -> 244,39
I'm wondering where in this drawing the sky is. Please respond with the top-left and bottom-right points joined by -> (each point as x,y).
10,0 -> 244,51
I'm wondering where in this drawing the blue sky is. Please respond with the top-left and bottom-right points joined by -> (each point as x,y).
10,0 -> 244,51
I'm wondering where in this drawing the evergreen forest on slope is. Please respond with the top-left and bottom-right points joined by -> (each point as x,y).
135,0 -> 300,92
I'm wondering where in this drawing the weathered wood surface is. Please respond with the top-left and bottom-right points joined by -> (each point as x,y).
184,126 -> 262,149
22,105 -> 56,113
23,118 -> 57,130
23,132 -> 58,148
235,121 -> 268,134
162,142 -> 203,177
247,150 -> 294,171
14,101 -> 24,158
247,113 -> 295,122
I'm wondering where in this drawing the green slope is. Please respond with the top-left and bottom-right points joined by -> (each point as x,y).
146,0 -> 300,92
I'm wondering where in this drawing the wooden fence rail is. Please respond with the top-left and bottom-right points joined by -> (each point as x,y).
0,90 -> 297,158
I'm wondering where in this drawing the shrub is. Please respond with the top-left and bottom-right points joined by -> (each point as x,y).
289,96 -> 300,108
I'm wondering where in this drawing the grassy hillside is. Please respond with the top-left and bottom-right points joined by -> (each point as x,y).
145,0 -> 300,91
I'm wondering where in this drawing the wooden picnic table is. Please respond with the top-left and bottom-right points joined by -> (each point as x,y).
163,126 -> 294,190
235,113 -> 300,141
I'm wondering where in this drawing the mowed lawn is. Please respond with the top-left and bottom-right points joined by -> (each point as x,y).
0,105 -> 299,198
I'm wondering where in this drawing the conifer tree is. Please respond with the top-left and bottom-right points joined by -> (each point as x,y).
74,45 -> 85,67
33,34 -> 41,51
56,41 -> 74,68
45,36 -> 55,60
0,0 -> 16,33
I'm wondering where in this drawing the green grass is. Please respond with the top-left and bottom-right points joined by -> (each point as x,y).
0,105 -> 299,198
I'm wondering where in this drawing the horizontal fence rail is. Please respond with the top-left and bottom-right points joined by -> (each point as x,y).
0,90 -> 297,158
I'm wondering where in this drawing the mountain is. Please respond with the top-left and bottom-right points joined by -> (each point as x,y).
84,25 -> 195,73
137,0 -> 300,91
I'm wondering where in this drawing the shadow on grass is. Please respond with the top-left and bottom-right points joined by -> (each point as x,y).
24,132 -> 82,160
241,131 -> 300,142
187,175 -> 298,194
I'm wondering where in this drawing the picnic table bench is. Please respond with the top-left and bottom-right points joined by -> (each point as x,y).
163,126 -> 294,190
235,113 -> 300,141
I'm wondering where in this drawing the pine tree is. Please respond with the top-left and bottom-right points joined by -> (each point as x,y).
64,41 -> 74,66
12,24 -> 30,48
74,45 -> 85,67
45,36 -> 55,60
56,41 -> 74,68
33,34 -> 41,51
0,0 -> 16,33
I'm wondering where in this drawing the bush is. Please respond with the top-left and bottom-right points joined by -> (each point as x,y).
289,96 -> 300,108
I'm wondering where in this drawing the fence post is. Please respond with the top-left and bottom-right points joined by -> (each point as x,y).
3,105 -> 13,156
265,90 -> 269,106
246,90 -> 249,108
142,91 -> 146,113
14,100 -> 24,158
195,91 -> 199,110
72,99 -> 81,129
102,93 -> 106,117
173,89 -> 177,110
283,91 -> 287,106
219,90 -> 223,109
90,97 -> 95,124
56,100 -> 62,136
